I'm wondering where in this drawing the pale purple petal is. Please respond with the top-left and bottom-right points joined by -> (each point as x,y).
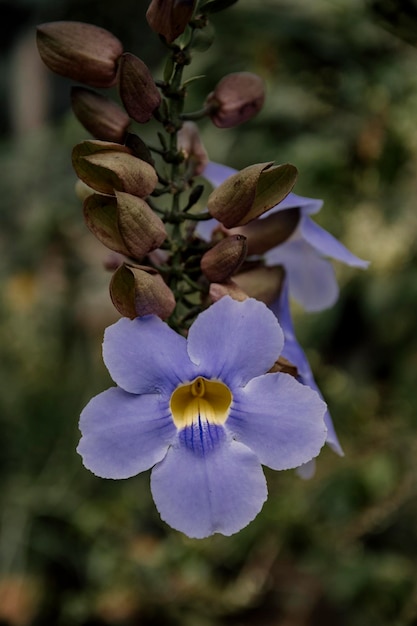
266,237 -> 339,311
227,373 -> 327,470
270,277 -> 344,456
194,217 -> 218,242
296,460 -> 317,480
103,316 -> 197,394
263,192 -> 323,216
186,296 -> 284,387
202,161 -> 237,187
77,387 -> 175,479
301,218 -> 369,268
151,431 -> 267,538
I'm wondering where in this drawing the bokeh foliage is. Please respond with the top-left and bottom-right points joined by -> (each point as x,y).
1,0 -> 417,624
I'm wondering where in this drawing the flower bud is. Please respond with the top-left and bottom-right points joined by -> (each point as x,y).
207,162 -> 298,228
83,192 -> 167,258
71,87 -> 130,143
125,133 -> 154,166
209,280 -> 249,303
36,21 -> 123,88
269,356 -> 298,377
146,0 -> 197,44
178,122 -> 208,176
72,141 -> 158,197
233,265 -> 285,305
110,263 -> 176,319
118,53 -> 161,124
83,194 -> 127,254
75,179 -> 95,202
205,72 -> 265,128
116,191 -> 167,256
228,207 -> 300,255
200,235 -> 247,283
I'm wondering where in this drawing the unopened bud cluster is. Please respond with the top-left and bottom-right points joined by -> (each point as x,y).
36,2 -> 299,328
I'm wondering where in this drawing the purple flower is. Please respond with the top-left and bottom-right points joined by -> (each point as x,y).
78,297 -> 327,538
200,162 -> 369,312
271,276 -> 344,465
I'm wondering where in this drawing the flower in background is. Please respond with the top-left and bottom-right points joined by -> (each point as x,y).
199,162 -> 369,312
78,297 -> 327,538
271,275 -> 344,477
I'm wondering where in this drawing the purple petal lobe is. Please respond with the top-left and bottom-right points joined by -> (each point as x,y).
263,192 -> 323,217
296,459 -> 317,480
228,373 -> 327,470
270,279 -> 344,456
301,218 -> 369,268
78,387 -> 175,478
187,297 -> 284,386
195,217 -> 218,242
151,435 -> 267,538
103,316 -> 197,394
202,161 -> 237,187
266,238 -> 339,311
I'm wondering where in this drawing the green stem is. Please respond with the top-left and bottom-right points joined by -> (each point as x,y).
180,105 -> 211,121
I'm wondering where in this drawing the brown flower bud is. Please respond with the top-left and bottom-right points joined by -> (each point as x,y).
205,72 -> 265,128
110,263 -> 176,319
72,141 -> 158,197
207,162 -> 298,228
201,235 -> 247,283
228,207 -> 300,255
118,53 -> 161,124
209,280 -> 249,303
36,21 -> 123,88
269,356 -> 298,377
71,87 -> 130,143
233,265 -> 285,305
178,122 -> 208,176
116,191 -> 167,256
146,0 -> 197,44
83,192 -> 167,258
125,133 -> 154,166
75,179 -> 95,202
83,194 -> 127,254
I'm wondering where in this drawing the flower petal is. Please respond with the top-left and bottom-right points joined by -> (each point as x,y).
265,237 -> 339,311
195,217 -> 218,242
186,296 -> 284,387
103,316 -> 197,394
301,217 -> 369,268
228,373 -> 327,470
77,387 -> 175,478
296,459 -> 317,480
202,161 -> 237,187
151,432 -> 267,538
270,279 -> 344,456
263,192 -> 323,216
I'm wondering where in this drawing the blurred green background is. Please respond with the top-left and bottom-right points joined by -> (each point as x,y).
1,0 -> 417,624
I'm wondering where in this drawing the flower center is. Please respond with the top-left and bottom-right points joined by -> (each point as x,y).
170,377 -> 232,429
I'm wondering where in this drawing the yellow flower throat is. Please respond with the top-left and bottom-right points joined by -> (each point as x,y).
170,377 -> 232,429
